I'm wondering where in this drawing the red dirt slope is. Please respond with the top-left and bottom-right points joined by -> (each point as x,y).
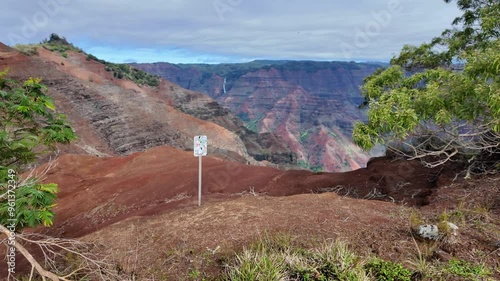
35,145 -> 453,238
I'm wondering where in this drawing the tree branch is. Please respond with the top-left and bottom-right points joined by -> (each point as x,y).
0,224 -> 64,281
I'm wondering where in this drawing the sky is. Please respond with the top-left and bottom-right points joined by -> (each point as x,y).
1,0 -> 462,64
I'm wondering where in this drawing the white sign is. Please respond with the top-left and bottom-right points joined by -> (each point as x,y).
194,135 -> 207,206
194,135 -> 208,157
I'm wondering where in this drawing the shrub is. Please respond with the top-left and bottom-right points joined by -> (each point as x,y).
13,44 -> 39,56
445,259 -> 491,280
224,236 -> 369,281
365,258 -> 412,281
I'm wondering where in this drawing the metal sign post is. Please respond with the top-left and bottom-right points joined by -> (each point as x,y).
194,135 -> 207,206
198,155 -> 202,206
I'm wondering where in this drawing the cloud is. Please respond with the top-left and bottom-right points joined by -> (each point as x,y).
122,58 -> 138,63
0,0 -> 461,63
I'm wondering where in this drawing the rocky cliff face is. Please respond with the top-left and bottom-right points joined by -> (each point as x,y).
0,43 -> 296,166
133,61 -> 385,171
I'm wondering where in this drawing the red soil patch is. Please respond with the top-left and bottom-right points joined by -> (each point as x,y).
36,48 -> 109,85
30,146 -> 454,239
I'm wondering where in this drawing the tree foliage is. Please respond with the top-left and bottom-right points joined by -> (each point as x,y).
0,70 -> 116,281
353,0 -> 500,172
0,69 -> 76,230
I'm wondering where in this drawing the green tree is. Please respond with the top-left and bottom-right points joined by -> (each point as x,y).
0,69 -> 76,230
353,0 -> 499,173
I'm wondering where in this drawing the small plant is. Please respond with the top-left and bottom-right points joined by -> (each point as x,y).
469,205 -> 492,224
228,249 -> 286,281
437,210 -> 454,237
245,115 -> 264,132
298,159 -> 310,170
312,241 -> 368,281
445,259 -> 491,280
407,235 -> 440,278
448,207 -> 466,226
188,268 -> 201,280
408,209 -> 425,231
300,130 -> 310,141
87,53 -> 103,63
365,258 -> 412,281
406,252 -> 434,280
224,236 -> 369,281
13,44 -> 40,56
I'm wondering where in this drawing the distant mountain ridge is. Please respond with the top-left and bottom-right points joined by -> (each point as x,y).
132,60 -> 386,171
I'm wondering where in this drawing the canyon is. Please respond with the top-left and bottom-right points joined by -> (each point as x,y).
133,60 -> 386,171
1,39 -> 498,280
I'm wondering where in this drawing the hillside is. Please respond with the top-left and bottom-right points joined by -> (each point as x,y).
33,146 -> 453,238
0,40 -> 296,167
132,60 -> 387,172
1,38 -> 498,281
4,146 -> 498,279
